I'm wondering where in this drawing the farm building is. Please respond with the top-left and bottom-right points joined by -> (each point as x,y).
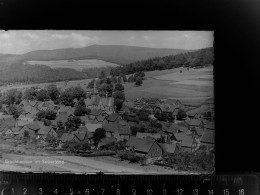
103,122 -> 119,137
113,125 -> 131,141
159,143 -> 179,154
73,132 -> 89,143
97,137 -> 117,149
107,113 -> 121,123
126,137 -> 163,159
37,126 -> 57,140
59,133 -> 74,144
25,121 -> 44,138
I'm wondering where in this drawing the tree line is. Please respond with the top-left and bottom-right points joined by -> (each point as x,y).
109,47 -> 214,76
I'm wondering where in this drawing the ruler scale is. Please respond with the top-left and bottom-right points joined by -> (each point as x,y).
0,173 -> 258,195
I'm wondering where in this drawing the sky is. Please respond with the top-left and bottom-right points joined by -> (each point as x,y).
0,31 -> 214,54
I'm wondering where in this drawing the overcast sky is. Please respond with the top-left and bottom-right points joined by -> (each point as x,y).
0,31 -> 214,54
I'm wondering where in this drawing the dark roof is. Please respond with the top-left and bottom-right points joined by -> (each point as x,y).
103,122 -> 119,132
38,126 -> 53,135
126,137 -> 156,153
188,119 -> 202,126
92,95 -> 101,105
90,109 -> 102,116
107,113 -> 120,122
200,131 -> 215,144
180,135 -> 195,148
78,126 -> 88,132
96,115 -> 106,122
27,121 -> 44,131
60,133 -> 74,142
74,132 -> 87,141
118,126 -> 131,135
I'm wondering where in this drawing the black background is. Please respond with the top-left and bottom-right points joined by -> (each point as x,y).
0,0 -> 260,174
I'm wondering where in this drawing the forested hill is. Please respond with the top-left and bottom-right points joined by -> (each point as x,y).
110,47 -> 214,75
0,45 -> 190,66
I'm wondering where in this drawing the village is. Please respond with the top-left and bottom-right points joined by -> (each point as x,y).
0,74 -> 215,173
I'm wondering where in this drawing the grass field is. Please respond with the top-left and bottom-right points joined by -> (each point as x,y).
26,59 -> 119,71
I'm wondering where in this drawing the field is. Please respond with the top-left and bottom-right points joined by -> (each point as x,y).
124,66 -> 214,105
26,59 -> 119,71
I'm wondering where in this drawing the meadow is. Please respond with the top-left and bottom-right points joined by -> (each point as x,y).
26,59 -> 119,71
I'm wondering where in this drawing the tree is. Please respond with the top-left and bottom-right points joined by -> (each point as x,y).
120,74 -> 127,82
65,116 -> 82,133
135,77 -> 143,86
176,109 -> 187,120
59,89 -> 74,107
72,86 -> 86,100
99,83 -> 113,97
93,128 -> 106,142
74,98 -> 88,116
150,119 -> 162,128
8,104 -> 22,119
23,87 -> 39,101
114,83 -> 124,91
36,89 -> 50,101
46,84 -> 60,101
113,91 -> 125,111
36,110 -> 57,121
5,89 -> 23,105
41,118 -> 51,126
130,126 -> 138,136
99,70 -> 106,79
87,79 -> 95,88
128,75 -> 135,82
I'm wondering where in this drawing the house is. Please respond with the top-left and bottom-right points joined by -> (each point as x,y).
188,119 -> 204,128
37,126 -> 57,140
2,126 -> 14,136
114,125 -> 131,141
11,126 -> 23,138
190,127 -> 204,137
179,135 -> 198,153
89,109 -> 103,119
52,114 -> 69,126
103,122 -> 119,137
28,100 -> 38,108
58,106 -> 74,116
203,121 -> 215,131
200,131 -> 215,149
73,132 -> 89,143
97,137 -> 117,149
107,113 -> 121,123
95,115 -> 107,124
84,98 -> 93,109
85,123 -> 102,132
159,143 -> 179,154
59,133 -> 74,144
126,137 -> 162,159
26,121 -> 44,138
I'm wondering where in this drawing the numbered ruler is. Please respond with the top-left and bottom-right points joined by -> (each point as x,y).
0,173 -> 258,195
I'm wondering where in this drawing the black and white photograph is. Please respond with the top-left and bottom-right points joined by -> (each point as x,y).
0,30 -> 214,174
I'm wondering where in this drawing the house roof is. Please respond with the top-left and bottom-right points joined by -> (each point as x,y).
96,115 -> 106,122
186,109 -> 198,117
159,143 -> 177,154
16,120 -> 31,127
11,126 -> 23,132
118,126 -> 131,135
98,137 -> 116,147
55,114 -> 68,124
188,119 -> 202,126
84,98 -> 93,106
107,113 -> 120,122
136,132 -> 162,140
59,106 -> 73,113
38,126 -> 53,135
78,125 -> 88,132
92,95 -> 101,105
27,121 -> 44,131
180,135 -> 195,148
200,131 -> 215,144
163,124 -> 178,134
0,115 -> 14,120
204,121 -> 215,130
29,101 -> 38,107
80,115 -> 91,123
85,123 -> 102,132
103,122 -> 119,133
90,109 -> 102,116
174,132 -> 190,141
126,137 -> 156,153
86,131 -> 94,139
177,126 -> 188,133
60,133 -> 74,142
74,132 -> 87,141
118,119 -> 127,126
